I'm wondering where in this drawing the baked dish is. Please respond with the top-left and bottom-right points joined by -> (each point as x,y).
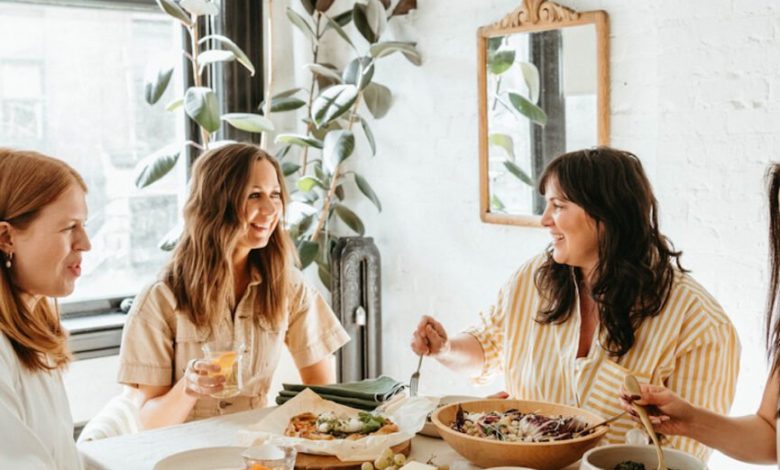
284,411 -> 399,440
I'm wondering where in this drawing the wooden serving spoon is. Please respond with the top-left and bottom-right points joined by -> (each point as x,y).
624,374 -> 667,470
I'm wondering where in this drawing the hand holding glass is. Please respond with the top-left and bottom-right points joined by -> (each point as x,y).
202,340 -> 241,399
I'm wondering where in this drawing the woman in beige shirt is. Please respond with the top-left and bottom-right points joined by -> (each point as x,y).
118,143 -> 350,428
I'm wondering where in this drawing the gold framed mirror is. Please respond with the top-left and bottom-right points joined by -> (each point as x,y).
478,0 -> 610,226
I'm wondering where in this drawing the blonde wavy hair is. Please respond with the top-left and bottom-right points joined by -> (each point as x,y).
163,143 -> 297,329
0,148 -> 86,372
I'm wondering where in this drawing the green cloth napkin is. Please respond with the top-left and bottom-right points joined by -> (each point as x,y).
276,376 -> 406,411
275,391 -> 379,411
281,376 -> 405,402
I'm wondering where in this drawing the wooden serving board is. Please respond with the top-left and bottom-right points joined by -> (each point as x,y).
294,439 -> 411,470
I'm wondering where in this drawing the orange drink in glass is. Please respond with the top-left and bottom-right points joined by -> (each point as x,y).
202,340 -> 241,399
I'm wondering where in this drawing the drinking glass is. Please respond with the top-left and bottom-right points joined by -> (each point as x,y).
201,339 -> 242,399
242,444 -> 297,470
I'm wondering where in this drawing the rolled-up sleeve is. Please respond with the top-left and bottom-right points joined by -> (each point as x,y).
117,282 -> 176,387
285,275 -> 350,369
463,280 -> 513,385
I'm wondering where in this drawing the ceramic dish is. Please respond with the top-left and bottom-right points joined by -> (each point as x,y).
580,444 -> 707,470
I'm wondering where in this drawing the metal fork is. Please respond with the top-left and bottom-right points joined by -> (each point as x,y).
409,354 -> 424,397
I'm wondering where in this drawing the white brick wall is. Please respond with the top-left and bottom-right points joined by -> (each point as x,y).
272,1 -> 780,468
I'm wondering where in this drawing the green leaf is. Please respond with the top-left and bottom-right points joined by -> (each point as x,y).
364,0 -> 387,41
199,35 -> 255,76
333,204 -> 365,235
334,184 -> 345,200
134,143 -> 181,189
507,91 -> 547,126
287,7 -> 317,43
489,133 -> 515,160
369,41 -> 421,66
359,116 -> 376,155
329,10 -> 352,27
317,260 -> 332,288
275,133 -> 324,149
352,3 -> 376,44
392,0 -> 416,15
490,194 -> 506,211
197,49 -> 235,74
155,0 -> 191,25
342,57 -> 374,90
323,130 -> 355,173
273,87 -> 303,99
355,173 -> 381,211
488,37 -> 502,54
282,162 -> 301,176
276,145 -> 292,160
180,0 -> 219,16
503,160 -> 534,186
299,0 -> 315,15
271,97 -> 306,112
519,62 -> 540,104
297,176 -> 326,192
144,66 -> 174,105
297,241 -> 319,268
311,84 -> 359,127
362,82 -> 392,119
184,87 -> 221,133
221,113 -> 274,133
488,50 -> 515,75
165,97 -> 183,111
304,63 -> 343,83
158,221 -> 183,251
324,14 -> 355,50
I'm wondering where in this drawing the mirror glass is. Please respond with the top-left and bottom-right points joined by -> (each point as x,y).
484,24 -> 598,217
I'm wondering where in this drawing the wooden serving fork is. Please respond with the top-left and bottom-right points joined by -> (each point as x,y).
624,374 -> 667,470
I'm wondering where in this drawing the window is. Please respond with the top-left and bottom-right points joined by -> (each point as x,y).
0,0 -> 186,308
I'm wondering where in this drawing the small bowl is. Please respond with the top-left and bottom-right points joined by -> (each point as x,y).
580,444 -> 707,470
431,399 -> 608,470
418,395 -> 481,438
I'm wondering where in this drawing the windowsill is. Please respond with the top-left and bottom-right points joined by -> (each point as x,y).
63,312 -> 127,361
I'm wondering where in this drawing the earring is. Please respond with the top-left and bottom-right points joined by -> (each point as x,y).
4,253 -> 12,269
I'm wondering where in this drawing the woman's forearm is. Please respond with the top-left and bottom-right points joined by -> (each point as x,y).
434,333 -> 485,376
685,407 -> 776,464
138,379 -> 198,429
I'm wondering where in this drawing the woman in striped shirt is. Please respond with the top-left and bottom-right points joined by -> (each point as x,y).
620,163 -> 780,465
411,147 -> 740,461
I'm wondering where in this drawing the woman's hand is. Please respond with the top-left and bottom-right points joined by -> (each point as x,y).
411,315 -> 450,356
619,383 -> 695,437
184,359 -> 225,397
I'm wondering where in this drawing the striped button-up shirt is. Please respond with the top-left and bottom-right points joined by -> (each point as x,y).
465,254 -> 740,461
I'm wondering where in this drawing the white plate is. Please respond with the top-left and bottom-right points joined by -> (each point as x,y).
153,446 -> 246,470
484,467 -> 537,470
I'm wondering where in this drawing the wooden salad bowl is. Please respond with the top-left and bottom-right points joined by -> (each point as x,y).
431,399 -> 608,470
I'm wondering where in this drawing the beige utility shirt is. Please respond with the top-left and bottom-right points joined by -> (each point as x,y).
117,269 -> 350,420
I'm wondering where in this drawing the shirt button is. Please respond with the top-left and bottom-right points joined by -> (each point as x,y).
219,400 -> 233,409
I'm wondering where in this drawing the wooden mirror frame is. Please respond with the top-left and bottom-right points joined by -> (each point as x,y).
478,0 -> 610,226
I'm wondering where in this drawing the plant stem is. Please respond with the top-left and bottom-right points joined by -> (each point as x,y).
188,13 -> 210,147
310,93 -> 362,242
301,12 -> 322,174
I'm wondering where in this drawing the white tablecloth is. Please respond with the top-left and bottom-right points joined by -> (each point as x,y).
77,407 -> 578,470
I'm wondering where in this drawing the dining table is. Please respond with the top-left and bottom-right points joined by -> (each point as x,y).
77,405 -> 580,470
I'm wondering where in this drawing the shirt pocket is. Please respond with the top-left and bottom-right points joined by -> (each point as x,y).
172,315 -> 209,381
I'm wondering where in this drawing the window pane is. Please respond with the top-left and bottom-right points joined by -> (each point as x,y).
0,1 -> 185,304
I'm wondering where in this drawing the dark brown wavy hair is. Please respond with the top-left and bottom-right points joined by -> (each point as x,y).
764,163 -> 780,377
163,143 -> 296,330
0,148 -> 86,371
533,147 -> 686,357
